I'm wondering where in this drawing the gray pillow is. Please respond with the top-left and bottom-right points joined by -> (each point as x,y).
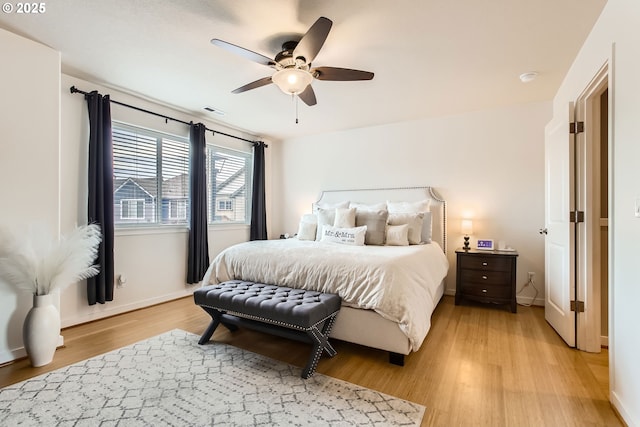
355,209 -> 388,245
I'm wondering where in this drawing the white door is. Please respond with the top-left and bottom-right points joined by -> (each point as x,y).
544,103 -> 576,347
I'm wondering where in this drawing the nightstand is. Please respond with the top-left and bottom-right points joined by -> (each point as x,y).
455,248 -> 518,313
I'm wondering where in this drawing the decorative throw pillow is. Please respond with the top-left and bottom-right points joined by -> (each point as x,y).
320,225 -> 367,246
334,207 -> 356,228
387,199 -> 431,243
349,201 -> 387,211
387,199 -> 431,214
385,224 -> 409,246
315,208 -> 336,241
313,200 -> 350,212
296,220 -> 317,241
388,212 -> 424,244
355,209 -> 388,245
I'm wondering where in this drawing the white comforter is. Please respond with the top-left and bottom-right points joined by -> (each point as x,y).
201,239 -> 449,350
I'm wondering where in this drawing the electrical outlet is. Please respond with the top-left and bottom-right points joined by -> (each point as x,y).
117,274 -> 127,288
527,272 -> 535,281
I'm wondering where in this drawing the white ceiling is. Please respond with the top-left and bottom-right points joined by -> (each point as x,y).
0,0 -> 606,141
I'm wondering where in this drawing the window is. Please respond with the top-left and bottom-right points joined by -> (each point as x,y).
113,123 -> 189,227
207,146 -> 252,223
121,199 -> 145,219
218,200 -> 233,211
169,199 -> 187,219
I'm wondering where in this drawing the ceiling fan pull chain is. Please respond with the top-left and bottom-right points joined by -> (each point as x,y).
295,94 -> 300,124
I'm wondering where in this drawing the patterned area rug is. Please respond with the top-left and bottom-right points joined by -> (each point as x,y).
0,330 -> 425,426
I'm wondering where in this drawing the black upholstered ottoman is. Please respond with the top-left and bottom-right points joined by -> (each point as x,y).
194,280 -> 341,378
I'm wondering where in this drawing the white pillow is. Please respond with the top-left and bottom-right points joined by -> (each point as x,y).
315,208 -> 336,241
422,211 -> 433,243
313,200 -> 350,212
349,201 -> 387,211
387,199 -> 431,243
320,225 -> 367,246
296,221 -> 317,241
387,199 -> 431,214
385,224 -> 409,246
334,207 -> 356,228
388,212 -> 424,244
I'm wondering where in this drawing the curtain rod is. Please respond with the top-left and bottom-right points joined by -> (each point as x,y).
69,86 -> 266,147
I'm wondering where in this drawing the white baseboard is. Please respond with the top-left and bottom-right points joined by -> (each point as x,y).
60,289 -> 193,329
610,390 -> 635,427
516,295 -> 545,307
1,334 -> 66,366
600,335 -> 608,347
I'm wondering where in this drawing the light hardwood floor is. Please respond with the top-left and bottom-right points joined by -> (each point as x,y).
0,296 -> 623,427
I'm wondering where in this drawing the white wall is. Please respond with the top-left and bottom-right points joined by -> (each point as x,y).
0,28 -> 61,363
551,1 -> 640,425
59,74 -> 269,328
271,101 -> 551,298
0,27 -> 271,363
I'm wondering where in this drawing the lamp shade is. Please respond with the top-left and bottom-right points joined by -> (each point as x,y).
272,69 -> 313,95
461,219 -> 473,235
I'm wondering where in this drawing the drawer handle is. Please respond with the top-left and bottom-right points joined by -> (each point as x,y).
482,275 -> 488,280
482,289 -> 488,293
482,262 -> 488,266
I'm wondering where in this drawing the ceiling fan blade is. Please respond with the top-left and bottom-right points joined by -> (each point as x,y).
312,67 -> 374,81
231,76 -> 273,94
298,85 -> 317,106
211,39 -> 275,67
292,17 -> 332,64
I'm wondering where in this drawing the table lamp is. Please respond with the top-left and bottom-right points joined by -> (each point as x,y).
461,219 -> 473,250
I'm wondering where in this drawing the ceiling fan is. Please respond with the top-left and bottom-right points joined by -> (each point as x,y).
211,17 -> 374,107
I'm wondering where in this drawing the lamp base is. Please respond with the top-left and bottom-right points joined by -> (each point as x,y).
463,236 -> 470,250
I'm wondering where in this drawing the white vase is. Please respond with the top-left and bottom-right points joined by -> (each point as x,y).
23,293 -> 61,367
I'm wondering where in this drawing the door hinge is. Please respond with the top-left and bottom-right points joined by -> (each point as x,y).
570,300 -> 585,313
569,121 -> 584,134
569,210 -> 585,223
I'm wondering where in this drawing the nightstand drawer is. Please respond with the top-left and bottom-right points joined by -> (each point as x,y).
460,283 -> 512,299
455,249 -> 518,313
459,269 -> 510,286
458,256 -> 512,272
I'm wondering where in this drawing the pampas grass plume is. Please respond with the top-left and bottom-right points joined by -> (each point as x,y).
0,223 -> 102,295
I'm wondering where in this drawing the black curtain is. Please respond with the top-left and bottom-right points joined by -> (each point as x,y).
187,123 -> 210,284
250,142 -> 267,240
86,92 -> 115,305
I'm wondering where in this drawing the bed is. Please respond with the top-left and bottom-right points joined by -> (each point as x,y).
201,186 -> 448,363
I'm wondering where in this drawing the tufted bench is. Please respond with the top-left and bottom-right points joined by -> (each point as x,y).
194,280 -> 342,379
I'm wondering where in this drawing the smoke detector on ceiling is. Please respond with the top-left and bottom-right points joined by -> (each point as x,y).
519,72 -> 538,83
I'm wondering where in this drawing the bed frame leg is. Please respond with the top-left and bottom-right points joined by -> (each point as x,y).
389,352 -> 405,366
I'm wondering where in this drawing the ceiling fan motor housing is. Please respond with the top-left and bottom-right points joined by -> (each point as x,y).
275,41 -> 309,70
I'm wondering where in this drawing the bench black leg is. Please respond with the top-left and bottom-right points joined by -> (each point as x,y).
198,315 -> 221,345
301,314 -> 338,379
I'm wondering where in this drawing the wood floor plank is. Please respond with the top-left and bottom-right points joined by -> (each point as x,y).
0,296 -> 623,427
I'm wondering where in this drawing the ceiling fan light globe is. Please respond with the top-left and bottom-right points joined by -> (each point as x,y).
272,69 -> 313,95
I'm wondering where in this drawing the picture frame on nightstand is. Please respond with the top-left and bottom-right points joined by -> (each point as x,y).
476,239 -> 494,250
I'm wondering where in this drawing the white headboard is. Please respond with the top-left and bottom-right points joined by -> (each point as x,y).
314,186 -> 447,253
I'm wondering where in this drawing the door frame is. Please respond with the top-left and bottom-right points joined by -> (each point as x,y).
574,63 -> 609,353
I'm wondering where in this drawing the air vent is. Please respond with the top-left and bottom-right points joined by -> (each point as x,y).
203,106 -> 226,117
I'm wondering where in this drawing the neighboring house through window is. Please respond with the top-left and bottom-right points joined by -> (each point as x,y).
121,198 -> 145,219
112,123 -> 189,227
112,122 -> 253,228
207,146 -> 252,224
217,199 -> 233,211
